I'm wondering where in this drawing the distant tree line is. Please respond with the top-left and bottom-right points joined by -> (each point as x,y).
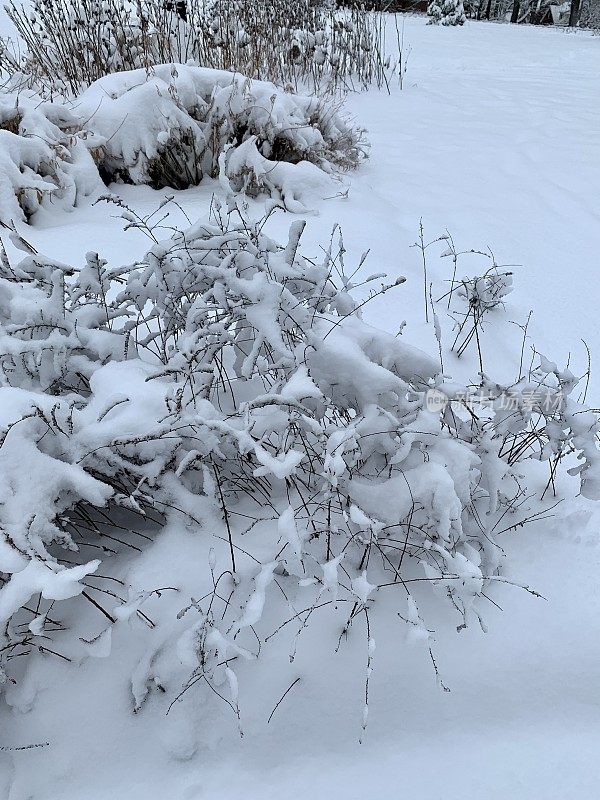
340,0 -> 599,26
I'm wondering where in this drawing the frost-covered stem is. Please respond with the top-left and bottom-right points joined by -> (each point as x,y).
267,676 -> 301,724
213,465 -> 236,575
430,282 -> 444,373
395,15 -> 410,91
473,305 -> 484,375
446,234 -> 459,310
517,309 -> 533,382
359,608 -> 374,744
418,219 -> 429,323
428,646 -> 450,692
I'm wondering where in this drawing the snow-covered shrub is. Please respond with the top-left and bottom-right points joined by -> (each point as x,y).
0,67 -> 365,217
80,65 -> 366,193
0,96 -> 101,223
0,204 -> 598,715
428,0 -> 467,25
0,0 -> 394,96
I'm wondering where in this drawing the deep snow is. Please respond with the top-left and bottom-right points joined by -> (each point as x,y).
1,17 -> 600,800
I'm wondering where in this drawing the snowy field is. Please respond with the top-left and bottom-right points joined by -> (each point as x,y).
1,16 -> 600,800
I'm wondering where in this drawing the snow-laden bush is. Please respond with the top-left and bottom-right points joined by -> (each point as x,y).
0,96 -> 101,222
0,203 -> 598,713
428,0 -> 467,25
0,67 -> 365,221
81,65 -> 366,193
0,0 -> 393,97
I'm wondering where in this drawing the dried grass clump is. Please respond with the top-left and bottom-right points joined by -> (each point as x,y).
0,0 -> 395,97
0,106 -> 21,135
76,65 -> 367,197
0,66 -> 366,217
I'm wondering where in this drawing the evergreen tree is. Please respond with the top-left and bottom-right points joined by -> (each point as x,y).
428,0 -> 467,25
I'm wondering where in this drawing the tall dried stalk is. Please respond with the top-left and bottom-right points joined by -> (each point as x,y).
0,0 -> 397,96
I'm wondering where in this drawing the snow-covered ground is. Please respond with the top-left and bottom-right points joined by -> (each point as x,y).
1,17 -> 600,800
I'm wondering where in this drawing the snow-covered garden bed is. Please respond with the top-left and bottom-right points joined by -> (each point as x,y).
0,11 -> 599,800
